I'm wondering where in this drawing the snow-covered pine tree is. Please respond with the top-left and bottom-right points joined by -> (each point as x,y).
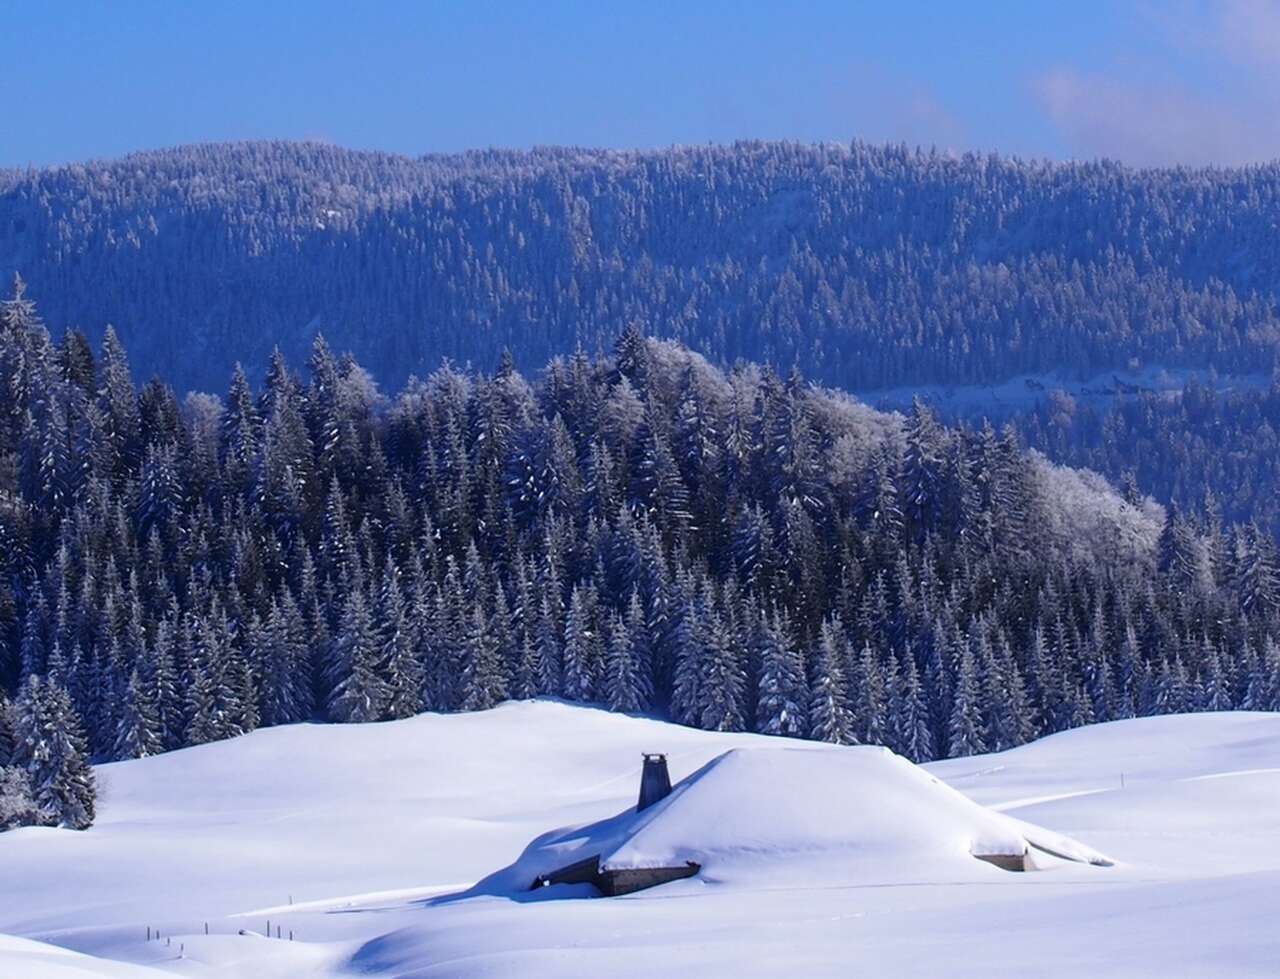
603,608 -> 648,713
258,594 -> 312,726
490,584 -> 518,684
415,575 -> 457,712
113,667 -> 164,760
0,693 -> 14,765
1157,503 -> 1205,596
561,585 -> 598,702
11,676 -> 96,829
379,556 -> 423,720
902,397 -> 945,541
1153,656 -> 1192,715
699,607 -> 746,732
755,609 -> 808,738
947,640 -> 988,758
889,650 -> 935,762
512,633 -> 541,701
1198,638 -> 1234,712
182,617 -> 222,747
535,591 -> 563,697
851,642 -> 888,746
1233,523 -> 1279,617
461,605 -> 508,711
149,613 -> 184,750
97,325 -> 142,488
0,765 -> 39,831
327,589 -> 387,723
982,633 -> 1036,751
669,575 -> 706,727
1244,636 -> 1280,710
809,619 -> 854,745
229,645 -> 260,736
135,443 -> 182,540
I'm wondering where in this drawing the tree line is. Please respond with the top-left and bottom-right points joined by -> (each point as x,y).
1,278 -> 1277,831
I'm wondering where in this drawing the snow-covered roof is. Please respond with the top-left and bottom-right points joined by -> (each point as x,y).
483,745 -> 1111,892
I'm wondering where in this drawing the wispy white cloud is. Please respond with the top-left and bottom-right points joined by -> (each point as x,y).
1034,69 -> 1280,167
1205,0 -> 1280,69
1035,1 -> 1280,166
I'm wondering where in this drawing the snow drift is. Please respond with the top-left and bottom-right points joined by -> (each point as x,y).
479,745 -> 1112,895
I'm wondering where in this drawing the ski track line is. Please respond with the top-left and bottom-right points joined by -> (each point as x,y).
1182,768 -> 1280,782
990,788 -> 1110,812
232,883 -> 470,919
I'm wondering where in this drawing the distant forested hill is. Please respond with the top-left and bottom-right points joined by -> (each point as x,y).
3,140 -> 1280,394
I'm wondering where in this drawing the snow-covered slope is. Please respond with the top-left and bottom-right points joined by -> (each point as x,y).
2,703 -> 1277,978
0,936 -> 171,979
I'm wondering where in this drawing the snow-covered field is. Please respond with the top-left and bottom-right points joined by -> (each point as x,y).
2,702 -> 1277,978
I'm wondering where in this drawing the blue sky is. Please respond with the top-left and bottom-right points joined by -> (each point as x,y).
4,1 -> 1280,168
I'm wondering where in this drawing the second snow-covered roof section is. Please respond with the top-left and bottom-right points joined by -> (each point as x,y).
486,746 -> 1112,892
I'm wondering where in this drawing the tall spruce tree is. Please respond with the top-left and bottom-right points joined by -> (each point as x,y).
809,620 -> 855,745
756,610 -> 808,738
11,676 -> 96,829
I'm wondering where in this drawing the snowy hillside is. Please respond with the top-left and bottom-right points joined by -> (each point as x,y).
2,702 -> 1278,978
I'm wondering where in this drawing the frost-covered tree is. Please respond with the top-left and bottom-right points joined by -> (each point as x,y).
889,651 -> 935,763
948,643 -> 988,759
461,605 -> 507,712
809,620 -> 854,746
379,558 -> 422,720
10,676 -> 96,829
851,643 -> 889,746
699,609 -> 747,733
113,668 -> 163,760
603,604 -> 650,714
327,590 -> 387,724
561,586 -> 599,702
0,766 -> 39,831
756,610 -> 808,738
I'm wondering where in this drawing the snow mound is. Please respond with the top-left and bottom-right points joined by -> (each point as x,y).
0,933 -> 172,979
483,746 -> 1111,892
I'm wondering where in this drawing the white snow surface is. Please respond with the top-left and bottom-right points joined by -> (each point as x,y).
1,701 -> 1277,978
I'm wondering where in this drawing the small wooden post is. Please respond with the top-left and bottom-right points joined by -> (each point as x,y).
204,922 -> 209,935
147,926 -> 151,941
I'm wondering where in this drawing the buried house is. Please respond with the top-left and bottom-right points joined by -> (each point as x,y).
496,746 -> 1112,899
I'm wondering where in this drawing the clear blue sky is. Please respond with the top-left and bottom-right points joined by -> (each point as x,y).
4,1 -> 1278,169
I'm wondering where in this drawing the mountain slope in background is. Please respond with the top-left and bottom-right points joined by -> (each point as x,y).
4,139 -> 1280,394
1,702 -> 1276,978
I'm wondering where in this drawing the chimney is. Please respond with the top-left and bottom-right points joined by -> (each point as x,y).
637,753 -> 672,812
